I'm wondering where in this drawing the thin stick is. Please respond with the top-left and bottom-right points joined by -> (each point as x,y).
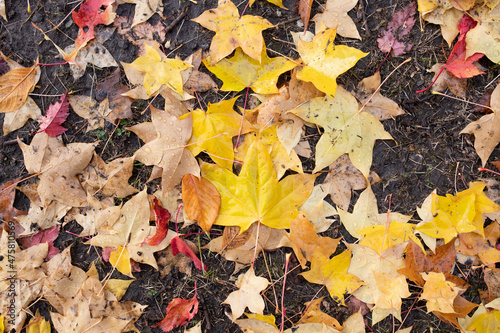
280,253 -> 291,333
431,91 -> 495,111
164,5 -> 189,34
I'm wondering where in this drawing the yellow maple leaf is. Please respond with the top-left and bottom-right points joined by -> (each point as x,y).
204,47 -> 297,94
296,27 -> 367,97
466,309 -> 500,333
234,125 -> 303,179
420,272 -> 462,314
300,250 -> 364,305
125,42 -> 191,96
372,272 -> 411,324
358,220 -> 423,255
180,97 -> 252,169
202,140 -> 316,232
109,246 -> 133,277
192,0 -> 274,64
289,86 -> 392,176
26,310 -> 51,333
416,182 -> 500,243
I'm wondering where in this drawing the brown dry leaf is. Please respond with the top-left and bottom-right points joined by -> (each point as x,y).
223,267 -> 269,320
0,0 -> 6,21
222,225 -> 252,250
114,15 -> 167,55
79,153 -> 138,198
297,297 -> 342,329
288,214 -> 340,269
461,83 -> 500,166
420,272 -> 462,314
0,178 -> 26,223
482,268 -> 500,303
428,63 -> 467,98
157,239 -> 199,277
299,0 -> 314,31
132,104 -> 200,191
313,0 -> 361,39
433,294 -> 478,329
183,49 -> 217,95
204,223 -> 289,265
2,96 -> 41,135
0,59 -> 37,113
182,174 -> 220,232
354,71 -> 405,120
398,239 -> 466,288
18,132 -> 97,207
89,190 -> 175,268
73,194 -> 121,236
324,154 -> 381,210
68,95 -> 110,131
95,68 -> 133,123
455,223 -> 500,267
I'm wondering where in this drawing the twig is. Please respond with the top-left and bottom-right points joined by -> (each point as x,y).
358,0 -> 369,35
164,5 -> 190,34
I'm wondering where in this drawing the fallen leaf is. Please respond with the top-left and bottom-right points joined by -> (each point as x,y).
323,154 -> 381,210
95,68 -> 133,123
354,71 -> 406,120
299,0 -> 313,31
18,225 -> 60,260
0,178 -> 26,223
204,47 -> 296,94
192,0 -> 274,64
249,0 -> 285,8
171,236 -> 206,271
182,174 -> 220,232
37,92 -> 69,137
2,97 -> 41,135
466,7 -> 500,64
416,182 -> 500,243
398,239 -> 464,288
337,186 -> 412,239
301,250 -> 364,305
290,86 -> 393,176
124,42 -> 191,96
109,245 -> 133,277
180,97 -> 252,169
296,27 -> 367,97
427,63 -> 467,98
377,2 -> 416,56
64,0 -> 116,64
183,49 -> 218,95
146,198 -> 171,246
0,64 -> 37,113
313,0 -> 361,39
297,297 -> 342,329
114,16 -> 167,55
202,140 -> 315,232
18,132 -> 97,207
0,0 -> 6,21
420,272 -> 462,314
466,306 -> 500,333
461,83 -> 500,166
26,310 -> 51,333
223,267 -> 269,320
103,278 -> 134,301
236,313 -> 278,332
132,104 -> 200,191
357,220 -> 422,255
455,227 -> 500,267
154,293 -> 197,332
372,272 -> 411,324
288,214 -> 340,269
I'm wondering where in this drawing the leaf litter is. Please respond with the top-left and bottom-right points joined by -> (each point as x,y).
0,0 -> 500,332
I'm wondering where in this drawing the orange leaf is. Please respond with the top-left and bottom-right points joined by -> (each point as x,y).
299,0 -> 313,32
0,66 -> 37,113
182,174 -> 221,232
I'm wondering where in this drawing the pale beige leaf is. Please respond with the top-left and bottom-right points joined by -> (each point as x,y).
312,0 -> 361,39
2,96 -> 41,135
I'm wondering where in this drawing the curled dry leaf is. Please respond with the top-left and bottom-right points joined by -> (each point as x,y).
299,0 -> 313,31
182,174 -> 220,232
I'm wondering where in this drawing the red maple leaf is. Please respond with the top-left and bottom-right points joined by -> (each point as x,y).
146,198 -> 171,246
153,286 -> 199,332
171,236 -> 206,271
18,225 -> 61,260
37,92 -> 69,136
64,0 -> 115,63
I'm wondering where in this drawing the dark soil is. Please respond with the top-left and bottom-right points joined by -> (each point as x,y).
0,0 -> 499,332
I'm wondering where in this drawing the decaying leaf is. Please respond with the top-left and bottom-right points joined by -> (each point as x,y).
377,2 -> 416,56
114,15 -> 167,55
298,0 -> 313,31
95,68 -> 133,123
427,63 -> 467,98
0,178 -> 26,224
117,0 -> 164,27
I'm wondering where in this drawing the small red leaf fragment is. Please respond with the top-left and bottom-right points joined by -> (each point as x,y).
18,225 -> 61,260
147,198 -> 171,246
153,291 -> 199,332
299,0 -> 313,32
377,2 -> 416,56
37,92 -> 69,136
171,236 -> 206,271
